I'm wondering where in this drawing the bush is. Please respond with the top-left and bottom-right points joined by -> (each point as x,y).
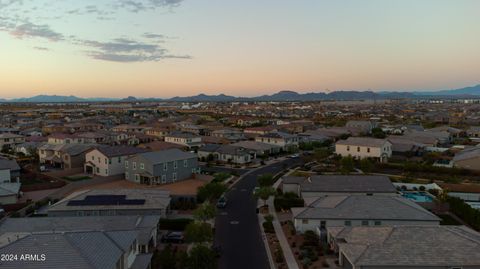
159,218 -> 193,231
274,247 -> 284,263
274,195 -> 304,211
263,221 -> 275,233
303,230 -> 319,247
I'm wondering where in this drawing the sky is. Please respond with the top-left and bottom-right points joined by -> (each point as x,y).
1,0 -> 480,98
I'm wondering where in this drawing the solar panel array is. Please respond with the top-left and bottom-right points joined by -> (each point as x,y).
67,195 -> 146,206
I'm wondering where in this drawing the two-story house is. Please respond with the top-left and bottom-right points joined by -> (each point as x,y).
164,132 -> 202,148
84,146 -> 149,177
125,149 -> 198,185
254,132 -> 299,151
335,137 -> 392,162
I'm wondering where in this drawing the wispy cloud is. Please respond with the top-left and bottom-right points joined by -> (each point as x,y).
81,37 -> 191,62
9,22 -> 64,41
0,0 -> 189,63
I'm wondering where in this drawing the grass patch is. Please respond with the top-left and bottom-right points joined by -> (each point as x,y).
62,175 -> 92,181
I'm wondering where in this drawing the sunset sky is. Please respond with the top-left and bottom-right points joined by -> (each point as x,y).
1,0 -> 480,98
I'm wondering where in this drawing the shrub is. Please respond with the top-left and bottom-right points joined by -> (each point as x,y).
263,221 -> 275,233
159,218 -> 193,231
303,230 -> 319,247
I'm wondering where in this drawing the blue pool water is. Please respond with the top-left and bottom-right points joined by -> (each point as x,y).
402,192 -> 434,203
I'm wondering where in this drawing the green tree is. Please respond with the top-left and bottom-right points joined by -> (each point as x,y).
193,202 -> 216,223
158,245 -> 177,269
340,156 -> 355,174
185,221 -> 213,243
254,187 -> 276,206
314,148 -> 331,162
197,182 -> 227,202
188,244 -> 218,269
359,158 -> 374,173
257,173 -> 274,187
371,127 -> 386,138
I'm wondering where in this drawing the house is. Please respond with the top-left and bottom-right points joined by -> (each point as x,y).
111,124 -> 147,133
198,144 -> 252,164
292,195 -> 440,233
145,127 -> 169,138
387,136 -> 425,155
231,141 -> 281,156
211,128 -> 245,141
453,146 -> 480,171
335,137 -> 392,162
48,188 -> 171,217
0,230 -> 151,269
0,182 -> 21,205
283,175 -> 397,198
467,126 -> 480,138
125,149 -> 198,185
345,120 -> 375,134
0,215 -> 160,253
255,132 -> 299,151
0,158 -> 20,182
164,132 -> 202,148
47,133 -> 83,144
138,141 -> 186,151
39,144 -> 96,170
14,141 -> 45,156
84,146 -> 149,177
0,133 -> 25,149
244,126 -> 278,136
327,226 -> 480,269
440,183 -> 480,209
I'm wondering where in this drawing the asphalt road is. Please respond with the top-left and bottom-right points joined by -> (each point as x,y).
214,158 -> 302,269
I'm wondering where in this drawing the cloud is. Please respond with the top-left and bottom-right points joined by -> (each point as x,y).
116,0 -> 183,12
33,46 -> 50,51
80,37 -> 191,62
1,20 -> 64,41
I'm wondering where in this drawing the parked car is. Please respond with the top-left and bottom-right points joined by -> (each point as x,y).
161,231 -> 185,243
216,196 -> 227,208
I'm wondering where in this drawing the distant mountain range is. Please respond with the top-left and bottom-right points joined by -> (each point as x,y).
2,84 -> 480,103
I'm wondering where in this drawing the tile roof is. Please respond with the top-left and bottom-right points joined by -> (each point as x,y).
300,175 -> 396,193
294,195 -> 440,222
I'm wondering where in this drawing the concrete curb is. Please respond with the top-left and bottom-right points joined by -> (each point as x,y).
258,213 -> 276,269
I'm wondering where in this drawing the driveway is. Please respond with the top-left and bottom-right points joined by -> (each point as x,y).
214,158 -> 302,269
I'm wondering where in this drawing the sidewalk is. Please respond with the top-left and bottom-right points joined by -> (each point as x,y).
267,172 -> 299,269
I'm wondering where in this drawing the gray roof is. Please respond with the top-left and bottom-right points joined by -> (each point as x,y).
231,141 -> 281,151
198,144 -> 221,153
92,146 -> 149,158
300,175 -> 396,193
136,148 -> 196,164
0,231 -> 128,269
293,195 -> 440,222
0,183 -> 20,197
334,226 -> 480,267
336,137 -> 390,147
453,146 -> 480,162
0,158 -> 20,171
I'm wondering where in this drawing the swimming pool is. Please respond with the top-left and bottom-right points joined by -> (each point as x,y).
402,192 -> 434,203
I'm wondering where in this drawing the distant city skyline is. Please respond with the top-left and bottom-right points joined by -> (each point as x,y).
1,0 -> 480,98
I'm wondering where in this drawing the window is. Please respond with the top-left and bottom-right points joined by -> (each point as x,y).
172,172 -> 177,181
118,157 -> 121,163
125,161 -> 129,168
140,163 -> 144,170
367,147 -> 370,153
105,169 -> 108,175
173,161 -> 177,170
105,158 -> 108,164
357,146 -> 360,152
361,220 -> 369,226
347,146 -> 350,151
132,162 -> 136,170
344,220 -> 351,226
98,157 -> 101,163
302,219 -> 308,224
374,221 -> 381,226
92,156 -> 94,160
125,173 -> 129,179
161,175 -> 166,183
163,163 -> 167,171
134,174 -> 139,181
184,160 -> 188,167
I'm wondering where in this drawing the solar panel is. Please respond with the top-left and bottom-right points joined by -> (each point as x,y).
67,195 -> 146,206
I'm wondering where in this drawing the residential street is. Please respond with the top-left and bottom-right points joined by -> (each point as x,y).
215,158 -> 302,269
